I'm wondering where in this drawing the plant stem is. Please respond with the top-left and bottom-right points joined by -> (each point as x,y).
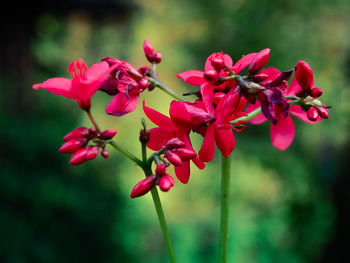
109,140 -> 143,166
86,109 -> 102,133
233,107 -> 262,123
219,155 -> 231,263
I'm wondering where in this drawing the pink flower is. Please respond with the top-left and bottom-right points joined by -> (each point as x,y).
33,59 -> 115,111
143,101 -> 205,184
246,66 -> 324,151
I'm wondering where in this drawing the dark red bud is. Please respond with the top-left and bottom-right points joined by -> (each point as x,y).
63,127 -> 89,141
295,89 -> 306,98
310,87 -> 323,98
59,138 -> 88,153
213,92 -> 225,105
165,138 -> 186,149
148,85 -> 156,91
138,65 -> 152,76
253,73 -> 269,82
88,128 -> 98,138
138,78 -> 149,90
153,51 -> 162,64
316,106 -> 329,119
143,40 -> 154,62
248,48 -> 270,74
158,175 -> 174,192
69,148 -> 88,165
307,107 -> 319,121
175,148 -> 196,160
101,149 -> 109,159
155,164 -> 167,175
295,61 -> 314,91
165,151 -> 183,166
204,69 -> 219,82
85,146 -> 99,160
211,56 -> 225,70
130,174 -> 157,198
100,129 -> 117,140
139,129 -> 150,144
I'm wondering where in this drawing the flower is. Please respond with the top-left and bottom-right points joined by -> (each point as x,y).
33,59 -> 115,111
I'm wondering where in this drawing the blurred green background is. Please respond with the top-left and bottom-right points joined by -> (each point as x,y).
1,0 -> 350,262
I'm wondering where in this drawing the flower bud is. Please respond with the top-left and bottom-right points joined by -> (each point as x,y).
139,129 -> 150,144
148,85 -> 156,91
307,107 -> 319,121
310,87 -> 323,98
204,69 -> 219,82
253,73 -> 269,82
295,89 -> 306,98
176,148 -> 196,160
100,129 -> 117,140
295,61 -> 314,91
138,65 -> 152,76
138,78 -> 149,90
213,92 -> 225,105
130,174 -> 157,198
316,106 -> 329,119
69,148 -> 88,165
85,146 -> 100,160
158,175 -> 174,192
211,55 -> 225,70
63,127 -> 89,141
165,138 -> 186,149
165,151 -> 183,166
143,40 -> 155,62
59,138 -> 88,153
156,164 -> 167,175
248,48 -> 270,74
101,149 -> 109,159
153,51 -> 162,64
88,128 -> 98,138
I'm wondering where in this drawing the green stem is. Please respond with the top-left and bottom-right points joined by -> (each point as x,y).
86,109 -> 102,133
234,107 -> 262,123
219,155 -> 231,263
109,140 -> 143,166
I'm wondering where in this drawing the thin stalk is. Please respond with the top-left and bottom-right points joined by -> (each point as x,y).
234,107 -> 262,123
86,109 -> 102,133
109,140 -> 143,166
219,155 -> 231,263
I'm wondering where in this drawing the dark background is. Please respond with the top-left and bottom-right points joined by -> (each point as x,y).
1,1 -> 349,262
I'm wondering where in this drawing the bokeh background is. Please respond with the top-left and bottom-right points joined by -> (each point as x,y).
1,0 -> 350,262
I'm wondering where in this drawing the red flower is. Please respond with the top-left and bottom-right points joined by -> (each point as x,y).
33,59 -> 115,111
246,67 -> 324,150
143,101 -> 205,184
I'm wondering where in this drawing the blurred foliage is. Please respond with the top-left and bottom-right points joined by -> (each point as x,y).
1,0 -> 350,262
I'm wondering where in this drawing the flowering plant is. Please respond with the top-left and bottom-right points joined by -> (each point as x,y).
33,40 -> 329,263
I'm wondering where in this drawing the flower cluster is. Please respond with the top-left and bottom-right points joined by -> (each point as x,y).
32,40 -> 329,198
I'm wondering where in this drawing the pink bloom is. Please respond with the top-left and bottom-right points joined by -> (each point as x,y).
33,59 -> 115,111
246,67 -> 324,151
143,101 -> 205,184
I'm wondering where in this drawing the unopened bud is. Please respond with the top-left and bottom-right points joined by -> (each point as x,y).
295,61 -> 314,91
307,107 -> 319,121
153,51 -> 162,64
101,149 -> 109,159
59,138 -> 88,153
158,175 -> 174,192
143,40 -> 155,62
316,106 -> 329,119
248,48 -> 270,74
295,89 -> 306,98
130,174 -> 157,198
211,56 -> 225,70
138,78 -> 149,90
139,129 -> 150,144
176,148 -> 196,160
148,85 -> 156,91
69,148 -> 88,165
63,127 -> 89,141
85,146 -> 100,160
165,138 -> 186,149
138,65 -> 152,76
253,73 -> 269,82
165,151 -> 183,166
310,87 -> 323,98
204,69 -> 219,82
88,128 -> 98,138
100,129 -> 117,140
156,164 -> 167,175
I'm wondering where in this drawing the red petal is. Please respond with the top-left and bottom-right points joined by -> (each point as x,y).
231,52 -> 257,73
215,126 -> 235,158
169,101 -> 192,131
261,67 -> 281,84
176,70 -> 206,86
200,82 -> 215,114
270,115 -> 295,150
245,101 -> 267,124
143,101 -> 175,130
295,61 -> 314,90
289,105 -> 322,123
147,128 -> 176,151
174,161 -> 190,184
105,93 -> 139,117
33,78 -> 75,99
205,53 -> 233,71
198,124 -> 216,162
286,77 -> 302,96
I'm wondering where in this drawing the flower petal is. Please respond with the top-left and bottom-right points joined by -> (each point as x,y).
200,82 -> 215,114
198,124 -> 216,162
147,127 -> 176,151
174,161 -> 190,184
286,77 -> 302,96
232,52 -> 257,73
143,101 -> 175,130
176,70 -> 206,86
215,126 -> 235,158
270,115 -> 295,150
105,93 -> 139,117
32,78 -> 75,99
169,101 -> 192,131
